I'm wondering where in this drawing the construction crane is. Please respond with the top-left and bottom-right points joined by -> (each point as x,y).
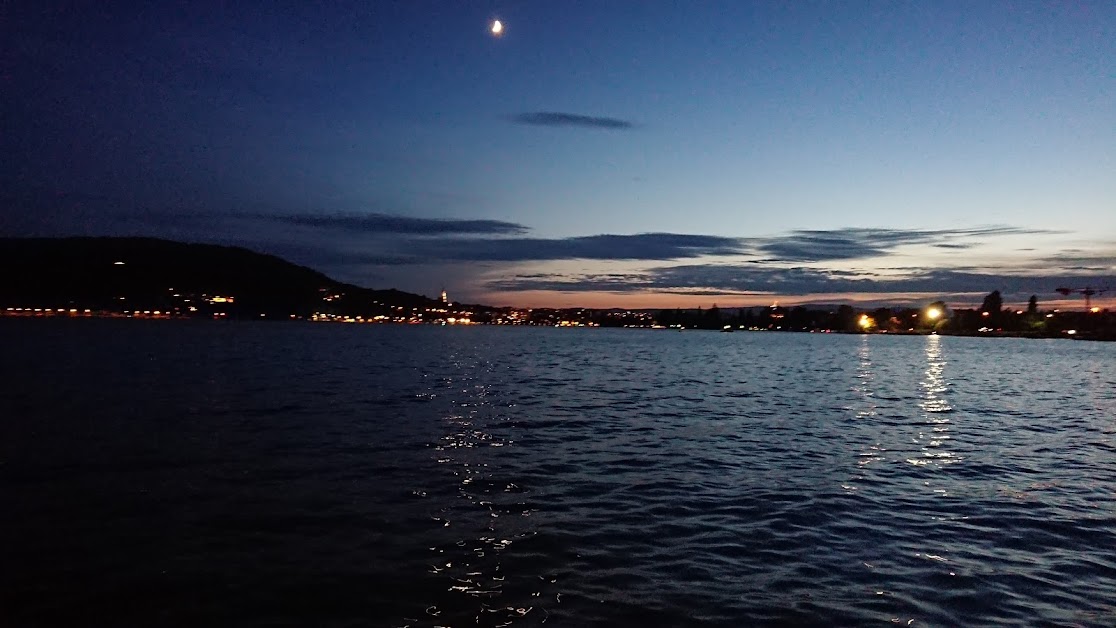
1055,286 -> 1109,311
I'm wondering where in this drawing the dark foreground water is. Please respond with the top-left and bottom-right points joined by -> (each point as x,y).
1,321 -> 1114,627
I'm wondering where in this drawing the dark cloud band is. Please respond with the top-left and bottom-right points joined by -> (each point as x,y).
255,212 -> 528,235
753,226 -> 1055,263
510,112 -> 635,130
486,265 -> 1116,298
374,233 -> 745,263
356,225 -> 1053,265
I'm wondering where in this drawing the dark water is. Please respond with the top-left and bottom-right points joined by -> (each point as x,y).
2,321 -> 1115,627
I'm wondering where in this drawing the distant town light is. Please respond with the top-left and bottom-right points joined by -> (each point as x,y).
926,307 -> 942,320
113,261 -> 125,265
1090,307 -> 1101,313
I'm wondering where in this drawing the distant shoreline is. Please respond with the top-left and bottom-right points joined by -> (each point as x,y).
3,310 -> 1112,341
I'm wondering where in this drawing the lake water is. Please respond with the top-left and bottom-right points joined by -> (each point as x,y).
2,321 -> 1114,627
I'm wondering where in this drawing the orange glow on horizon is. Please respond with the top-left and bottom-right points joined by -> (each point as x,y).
476,289 -> 1116,311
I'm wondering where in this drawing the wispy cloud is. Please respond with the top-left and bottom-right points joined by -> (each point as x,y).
267,224 -> 1066,267
375,233 -> 745,263
487,264 -> 1115,299
252,212 -> 528,235
509,112 -> 636,130
752,226 -> 1054,263
1038,251 -> 1116,271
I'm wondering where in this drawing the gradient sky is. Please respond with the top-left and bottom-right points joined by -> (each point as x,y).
4,1 -> 1115,308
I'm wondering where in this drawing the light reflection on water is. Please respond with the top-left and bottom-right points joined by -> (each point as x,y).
911,334 -> 959,469
854,334 -> 877,417
420,359 -> 550,627
852,335 -> 886,479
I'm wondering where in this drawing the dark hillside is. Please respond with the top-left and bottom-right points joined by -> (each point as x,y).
0,237 -> 440,316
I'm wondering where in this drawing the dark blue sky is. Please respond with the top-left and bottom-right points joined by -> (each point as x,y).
4,1 -> 1114,307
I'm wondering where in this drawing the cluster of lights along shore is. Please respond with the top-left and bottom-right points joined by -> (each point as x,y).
1,288 -> 239,319
2,296 -> 1109,338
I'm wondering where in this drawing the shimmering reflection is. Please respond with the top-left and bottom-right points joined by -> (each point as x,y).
851,336 -> 887,483
919,335 -> 952,414
909,334 -> 958,469
416,361 -> 551,627
854,334 -> 877,417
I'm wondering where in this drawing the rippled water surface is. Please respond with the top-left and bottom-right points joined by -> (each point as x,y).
2,321 -> 1115,627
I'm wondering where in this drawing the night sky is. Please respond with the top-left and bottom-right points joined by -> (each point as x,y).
5,1 -> 1114,308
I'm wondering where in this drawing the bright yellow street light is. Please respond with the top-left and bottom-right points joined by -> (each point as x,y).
926,307 -> 942,320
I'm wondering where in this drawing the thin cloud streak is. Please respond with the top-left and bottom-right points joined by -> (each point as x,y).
251,212 -> 528,235
378,233 -> 745,263
510,112 -> 636,130
752,226 -> 1056,263
1039,252 -> 1116,269
486,264 -> 1116,299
